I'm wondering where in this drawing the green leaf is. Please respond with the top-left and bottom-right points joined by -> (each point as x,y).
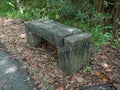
50,56 -> 56,62
84,66 -> 92,74
26,77 -> 30,81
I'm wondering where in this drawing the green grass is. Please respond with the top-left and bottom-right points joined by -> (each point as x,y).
0,1 -> 119,49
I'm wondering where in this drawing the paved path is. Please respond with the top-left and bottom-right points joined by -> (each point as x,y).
0,43 -> 37,90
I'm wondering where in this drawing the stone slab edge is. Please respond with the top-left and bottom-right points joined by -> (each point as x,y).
24,20 -> 82,46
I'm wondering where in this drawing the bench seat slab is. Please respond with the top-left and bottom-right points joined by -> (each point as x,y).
25,20 -> 82,47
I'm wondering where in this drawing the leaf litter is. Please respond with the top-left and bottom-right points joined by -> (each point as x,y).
0,17 -> 120,90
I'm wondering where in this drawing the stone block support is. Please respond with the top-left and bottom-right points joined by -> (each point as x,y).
58,33 -> 91,75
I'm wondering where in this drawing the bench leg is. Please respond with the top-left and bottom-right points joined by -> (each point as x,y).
57,46 -> 71,74
24,23 -> 41,47
26,32 -> 41,47
58,33 -> 91,75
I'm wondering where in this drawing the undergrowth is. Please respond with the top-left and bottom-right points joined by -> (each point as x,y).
0,0 -> 119,49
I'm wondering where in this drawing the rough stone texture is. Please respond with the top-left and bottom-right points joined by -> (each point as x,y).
24,22 -> 41,47
24,20 -> 91,75
24,20 -> 82,47
58,33 -> 91,75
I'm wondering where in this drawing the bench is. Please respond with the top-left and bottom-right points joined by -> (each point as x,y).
24,20 -> 91,75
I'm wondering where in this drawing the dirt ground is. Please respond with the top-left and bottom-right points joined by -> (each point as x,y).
0,17 -> 120,90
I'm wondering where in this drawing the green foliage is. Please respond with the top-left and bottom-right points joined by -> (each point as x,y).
50,56 -> 56,62
58,4 -> 77,19
26,77 -> 30,81
0,0 -> 14,16
89,25 -> 113,46
84,66 -> 92,74
76,12 -> 113,46
0,0 -> 119,48
0,0 -> 15,11
111,39 -> 120,49
74,10 -> 86,20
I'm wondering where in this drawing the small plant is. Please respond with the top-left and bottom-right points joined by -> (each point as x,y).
74,10 -> 86,20
50,56 -> 56,62
26,77 -> 30,81
111,39 -> 120,49
84,66 -> 92,74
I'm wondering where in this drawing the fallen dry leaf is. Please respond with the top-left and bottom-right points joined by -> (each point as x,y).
56,86 -> 65,90
101,62 -> 112,72
101,55 -> 108,60
32,76 -> 38,81
102,63 -> 109,68
22,57 -> 28,61
96,72 -> 109,82
105,68 -> 112,72
19,34 -> 26,39
76,76 -> 85,83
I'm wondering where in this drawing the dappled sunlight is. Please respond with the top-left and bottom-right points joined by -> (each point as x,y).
3,18 -> 13,23
0,59 -> 18,74
0,18 -> 14,27
5,66 -> 17,74
67,28 -> 74,32
0,17 -> 19,23
66,28 -> 81,33
101,62 -> 109,68
0,59 -> 7,66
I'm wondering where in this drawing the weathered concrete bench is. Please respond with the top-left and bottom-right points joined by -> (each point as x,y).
24,20 -> 91,75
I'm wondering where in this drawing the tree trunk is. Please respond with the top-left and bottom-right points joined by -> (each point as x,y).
95,0 -> 104,13
15,0 -> 23,14
114,0 -> 120,20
